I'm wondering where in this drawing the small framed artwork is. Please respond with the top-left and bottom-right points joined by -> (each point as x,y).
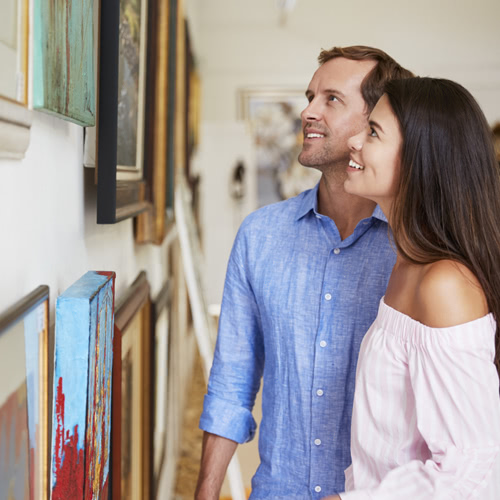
33,0 -> 95,125
0,0 -> 32,159
111,271 -> 152,500
136,0 -> 175,244
0,285 -> 49,500
237,87 -> 320,208
151,280 -> 172,496
96,0 -> 152,223
50,271 -> 115,500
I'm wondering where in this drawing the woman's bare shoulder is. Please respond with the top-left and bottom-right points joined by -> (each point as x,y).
415,260 -> 488,328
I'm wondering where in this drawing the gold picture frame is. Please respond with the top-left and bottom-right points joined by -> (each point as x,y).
111,271 -> 153,500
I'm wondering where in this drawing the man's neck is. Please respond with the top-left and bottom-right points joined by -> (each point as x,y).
317,171 -> 377,240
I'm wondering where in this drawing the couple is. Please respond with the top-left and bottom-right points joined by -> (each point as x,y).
196,46 -> 500,499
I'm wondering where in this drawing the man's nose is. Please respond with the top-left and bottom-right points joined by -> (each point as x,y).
301,98 -> 322,122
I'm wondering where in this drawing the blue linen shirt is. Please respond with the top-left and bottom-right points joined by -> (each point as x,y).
200,183 -> 396,499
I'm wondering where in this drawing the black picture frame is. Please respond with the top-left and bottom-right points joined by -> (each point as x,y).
96,0 -> 154,224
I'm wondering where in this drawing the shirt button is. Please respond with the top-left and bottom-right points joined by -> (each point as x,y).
314,438 -> 321,445
334,248 -> 340,254
324,293 -> 332,301
315,486 -> 322,493
316,389 -> 324,396
320,340 -> 327,347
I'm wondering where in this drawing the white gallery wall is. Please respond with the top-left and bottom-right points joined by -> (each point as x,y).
192,0 -> 500,305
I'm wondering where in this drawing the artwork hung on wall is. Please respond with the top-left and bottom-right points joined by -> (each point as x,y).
152,280 -> 172,496
0,0 -> 32,159
96,0 -> 152,223
33,0 -> 95,125
0,285 -> 49,500
136,0 -> 174,244
50,271 -> 115,500
111,271 -> 152,500
238,88 -> 320,208
166,0 -> 179,217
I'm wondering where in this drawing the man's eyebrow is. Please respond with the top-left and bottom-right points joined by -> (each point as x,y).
369,119 -> 384,134
323,88 -> 346,98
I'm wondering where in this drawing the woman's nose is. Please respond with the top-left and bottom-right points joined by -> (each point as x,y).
348,131 -> 365,151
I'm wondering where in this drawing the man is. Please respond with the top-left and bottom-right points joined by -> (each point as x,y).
196,46 -> 413,499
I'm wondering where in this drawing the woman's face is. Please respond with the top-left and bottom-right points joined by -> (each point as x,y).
344,94 -> 403,215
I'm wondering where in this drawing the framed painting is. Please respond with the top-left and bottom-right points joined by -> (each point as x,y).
0,0 -> 32,159
111,271 -> 152,500
0,285 -> 49,500
151,280 -> 172,496
136,0 -> 175,244
237,88 -> 320,208
96,0 -> 152,223
50,271 -> 115,500
33,0 -> 95,125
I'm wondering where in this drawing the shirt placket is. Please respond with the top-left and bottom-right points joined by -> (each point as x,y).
309,244 -> 343,497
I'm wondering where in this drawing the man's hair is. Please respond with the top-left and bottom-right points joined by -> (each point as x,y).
318,45 -> 414,111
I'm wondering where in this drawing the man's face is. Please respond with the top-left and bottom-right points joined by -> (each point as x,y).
298,57 -> 377,174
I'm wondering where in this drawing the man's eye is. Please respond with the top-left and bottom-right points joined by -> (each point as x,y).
369,127 -> 378,137
329,95 -> 338,102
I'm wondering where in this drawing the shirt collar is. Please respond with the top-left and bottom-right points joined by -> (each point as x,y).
295,182 -> 388,223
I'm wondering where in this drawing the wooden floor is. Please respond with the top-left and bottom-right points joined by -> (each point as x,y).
172,349 -> 258,500
173,351 -> 206,499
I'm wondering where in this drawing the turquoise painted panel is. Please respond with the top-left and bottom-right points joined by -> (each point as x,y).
51,271 -> 115,499
33,0 -> 95,126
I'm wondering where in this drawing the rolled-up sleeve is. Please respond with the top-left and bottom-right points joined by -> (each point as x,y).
199,220 -> 264,444
340,319 -> 500,499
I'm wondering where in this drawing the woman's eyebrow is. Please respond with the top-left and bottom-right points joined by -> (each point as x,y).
369,119 -> 384,134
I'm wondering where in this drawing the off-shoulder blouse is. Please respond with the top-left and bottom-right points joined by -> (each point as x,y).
339,297 -> 500,499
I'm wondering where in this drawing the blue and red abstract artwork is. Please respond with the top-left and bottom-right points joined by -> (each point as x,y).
51,271 -> 115,500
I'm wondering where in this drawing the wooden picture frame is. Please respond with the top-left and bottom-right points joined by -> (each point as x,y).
111,271 -> 153,500
151,280 -> 172,496
0,285 -> 49,500
96,0 -> 152,223
33,0 -> 95,125
50,272 -> 115,500
135,0 -> 175,243
0,0 -> 32,159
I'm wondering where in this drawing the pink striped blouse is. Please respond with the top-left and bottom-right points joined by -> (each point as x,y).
339,297 -> 500,499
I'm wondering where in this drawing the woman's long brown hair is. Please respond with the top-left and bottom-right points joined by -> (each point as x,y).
385,77 -> 500,375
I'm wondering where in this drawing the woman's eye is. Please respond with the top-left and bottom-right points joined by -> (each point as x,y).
369,127 -> 378,137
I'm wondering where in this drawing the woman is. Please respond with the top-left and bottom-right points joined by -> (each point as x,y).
327,77 -> 500,499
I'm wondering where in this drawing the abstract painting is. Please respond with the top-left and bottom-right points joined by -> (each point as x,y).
50,272 -> 115,500
116,0 -> 148,175
0,285 -> 49,500
33,0 -> 95,125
